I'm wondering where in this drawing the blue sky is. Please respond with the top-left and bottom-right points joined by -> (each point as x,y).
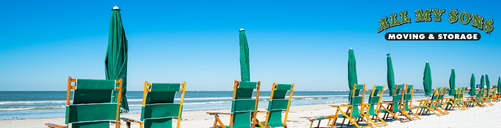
0,0 -> 500,91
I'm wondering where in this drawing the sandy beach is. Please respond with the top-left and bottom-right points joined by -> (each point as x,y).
1,100 -> 500,128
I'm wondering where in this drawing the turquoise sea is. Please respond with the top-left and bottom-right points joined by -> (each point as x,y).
0,91 -> 427,119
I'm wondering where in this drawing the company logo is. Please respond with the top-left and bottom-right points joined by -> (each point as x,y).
378,9 -> 494,41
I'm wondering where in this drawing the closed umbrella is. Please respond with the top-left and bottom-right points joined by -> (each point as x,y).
469,74 -> 476,96
486,74 -> 490,89
105,6 -> 129,112
423,62 -> 432,96
348,48 -> 357,91
387,53 -> 395,96
480,75 -> 485,90
348,48 -> 358,102
448,68 -> 456,96
239,28 -> 250,82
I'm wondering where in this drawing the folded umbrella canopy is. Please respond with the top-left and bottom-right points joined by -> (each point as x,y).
486,74 -> 490,89
348,48 -> 357,101
480,75 -> 485,90
469,74 -> 476,96
387,53 -> 395,96
448,68 -> 456,96
105,6 -> 129,112
423,62 -> 432,96
239,28 -> 250,82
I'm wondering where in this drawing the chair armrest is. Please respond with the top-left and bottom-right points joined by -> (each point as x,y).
329,104 -> 351,107
45,123 -> 67,128
207,112 -> 232,115
415,99 -> 429,102
121,117 -> 142,123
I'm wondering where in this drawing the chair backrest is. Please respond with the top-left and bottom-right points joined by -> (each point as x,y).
350,84 -> 366,105
392,84 -> 404,102
403,84 -> 414,101
458,87 -> 465,103
66,78 -> 122,128
350,84 -> 366,117
476,88 -> 483,98
141,82 -> 186,128
231,80 -> 260,128
430,88 -> 439,101
368,85 -> 385,105
367,85 -> 384,115
265,83 -> 294,127
438,87 -> 445,100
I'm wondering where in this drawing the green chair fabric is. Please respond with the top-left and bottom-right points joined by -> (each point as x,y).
338,84 -> 365,119
381,84 -> 404,114
259,84 -> 293,127
230,81 -> 259,128
367,85 -> 384,116
66,79 -> 119,128
141,83 -> 183,128
403,85 -> 413,111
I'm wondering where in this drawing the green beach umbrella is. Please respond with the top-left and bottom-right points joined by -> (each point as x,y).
239,28 -> 250,82
448,68 -> 456,96
348,48 -> 357,91
105,6 -> 129,112
469,74 -> 476,96
480,75 -> 485,90
387,53 -> 395,96
348,48 -> 357,102
423,62 -> 432,96
485,74 -> 490,89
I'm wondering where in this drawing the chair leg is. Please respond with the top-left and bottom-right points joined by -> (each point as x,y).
126,122 -> 131,128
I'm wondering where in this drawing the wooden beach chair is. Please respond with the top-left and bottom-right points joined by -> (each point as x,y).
45,77 -> 123,128
255,83 -> 294,128
451,87 -> 468,110
415,88 -> 441,116
362,84 -> 388,127
379,84 -> 411,122
484,88 -> 497,105
207,80 -> 261,128
491,88 -> 499,102
329,84 -> 373,128
445,87 -> 463,111
121,81 -> 186,128
435,87 -> 449,115
401,84 -> 420,120
466,88 -> 486,107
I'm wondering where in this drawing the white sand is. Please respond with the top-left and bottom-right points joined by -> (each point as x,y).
1,101 -> 500,128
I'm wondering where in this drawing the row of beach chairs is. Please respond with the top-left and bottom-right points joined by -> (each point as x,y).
308,84 -> 499,128
44,77 -> 295,128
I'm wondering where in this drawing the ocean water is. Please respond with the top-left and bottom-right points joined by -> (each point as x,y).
0,91 -> 426,119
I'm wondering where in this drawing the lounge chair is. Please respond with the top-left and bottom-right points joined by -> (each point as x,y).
466,88 -> 486,107
484,88 -> 497,105
255,83 -> 294,128
362,84 -> 388,127
435,87 -> 449,115
491,88 -> 499,102
121,81 -> 186,128
445,88 -> 463,111
458,88 -> 469,110
415,88 -> 441,116
402,84 -> 420,120
45,77 -> 123,128
329,84 -> 373,128
207,80 -> 261,128
379,84 -> 411,122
